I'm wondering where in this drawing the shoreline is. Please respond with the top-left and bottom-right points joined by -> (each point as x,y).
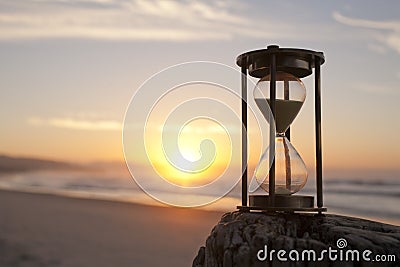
1,186 -> 398,226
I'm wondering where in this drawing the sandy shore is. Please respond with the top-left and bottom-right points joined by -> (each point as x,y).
0,190 -> 224,267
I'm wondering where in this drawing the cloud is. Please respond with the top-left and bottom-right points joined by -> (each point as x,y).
1,1 -> 362,43
332,12 -> 400,30
0,0 -> 338,42
0,0 -> 285,41
351,82 -> 397,96
332,11 -> 400,54
28,117 -> 121,130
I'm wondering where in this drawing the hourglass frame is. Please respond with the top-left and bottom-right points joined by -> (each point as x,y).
237,45 -> 326,212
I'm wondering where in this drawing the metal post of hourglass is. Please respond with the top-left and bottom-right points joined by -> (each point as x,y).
236,45 -> 327,213
241,64 -> 248,207
315,58 -> 323,211
268,53 -> 276,207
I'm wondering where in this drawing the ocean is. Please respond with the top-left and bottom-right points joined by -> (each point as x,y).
0,168 -> 398,225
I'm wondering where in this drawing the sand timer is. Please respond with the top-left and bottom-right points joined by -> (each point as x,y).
237,45 -> 326,212
253,72 -> 308,195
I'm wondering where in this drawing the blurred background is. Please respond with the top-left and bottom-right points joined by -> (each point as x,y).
0,0 -> 399,247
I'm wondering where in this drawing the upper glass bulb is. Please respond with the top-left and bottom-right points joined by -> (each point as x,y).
254,72 -> 306,134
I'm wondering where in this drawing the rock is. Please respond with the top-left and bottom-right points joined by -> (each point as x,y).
193,212 -> 400,267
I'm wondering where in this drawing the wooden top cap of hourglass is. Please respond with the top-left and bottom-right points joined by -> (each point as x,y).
236,45 -> 325,79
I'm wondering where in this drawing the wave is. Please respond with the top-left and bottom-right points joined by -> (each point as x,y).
0,170 -> 398,225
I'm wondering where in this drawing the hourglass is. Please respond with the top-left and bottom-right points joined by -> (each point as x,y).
237,45 -> 326,212
253,72 -> 307,195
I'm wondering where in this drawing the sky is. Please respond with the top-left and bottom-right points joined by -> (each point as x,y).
1,0 -> 400,181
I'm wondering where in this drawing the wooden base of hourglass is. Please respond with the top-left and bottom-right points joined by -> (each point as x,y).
237,195 -> 327,213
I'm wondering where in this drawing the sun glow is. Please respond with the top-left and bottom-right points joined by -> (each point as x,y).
145,118 -> 234,187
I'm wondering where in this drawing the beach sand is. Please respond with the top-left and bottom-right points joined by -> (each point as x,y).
0,190 -> 224,267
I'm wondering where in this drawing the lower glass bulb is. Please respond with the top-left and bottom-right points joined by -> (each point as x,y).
253,136 -> 308,195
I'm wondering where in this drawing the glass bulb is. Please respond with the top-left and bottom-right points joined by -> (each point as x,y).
254,136 -> 308,194
254,72 -> 306,134
253,71 -> 308,195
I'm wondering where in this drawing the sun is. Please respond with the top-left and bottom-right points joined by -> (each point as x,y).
145,118 -> 233,187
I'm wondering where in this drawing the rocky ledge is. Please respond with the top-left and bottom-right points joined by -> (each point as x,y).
193,212 -> 400,267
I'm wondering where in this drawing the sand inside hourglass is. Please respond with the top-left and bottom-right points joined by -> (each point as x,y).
255,98 -> 303,133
